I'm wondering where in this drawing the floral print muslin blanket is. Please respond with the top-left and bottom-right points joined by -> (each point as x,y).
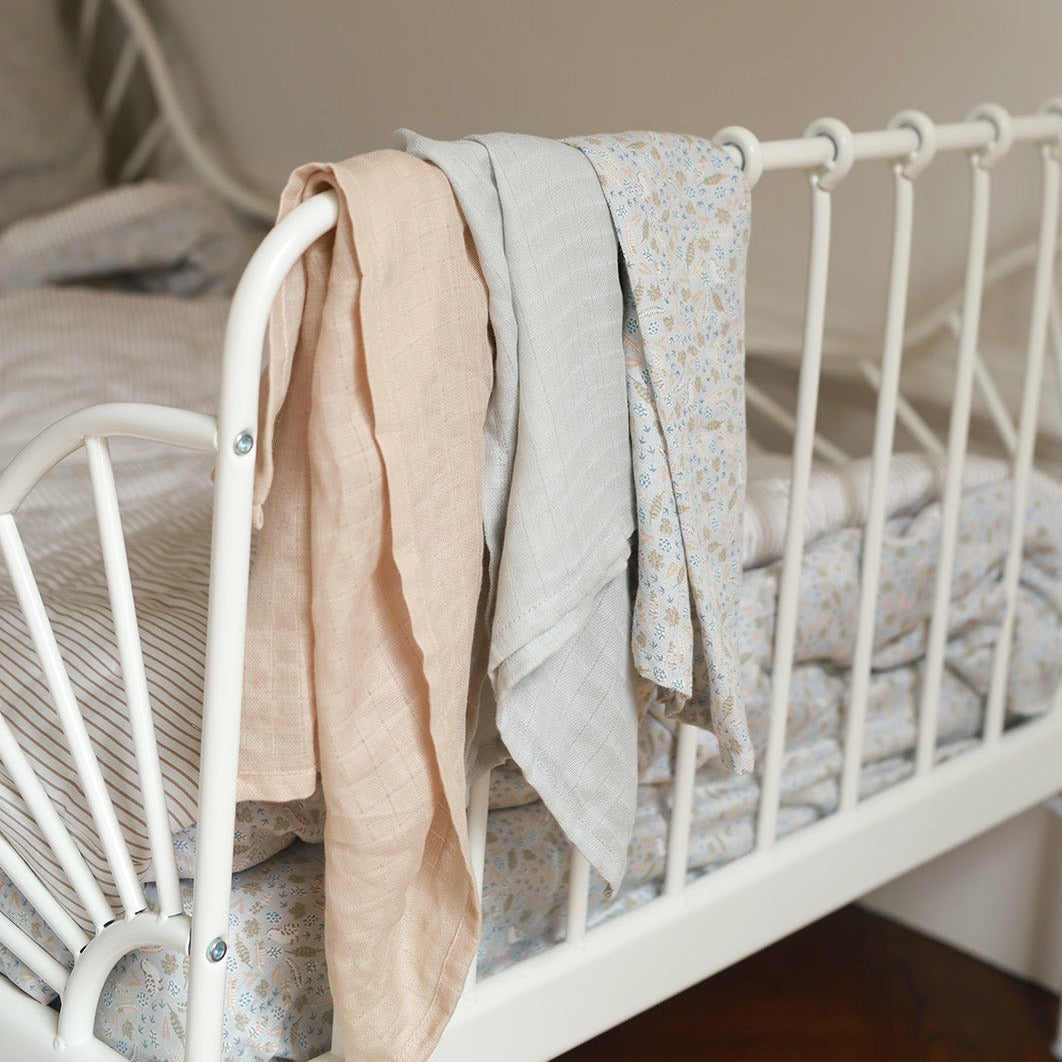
570,133 -> 754,771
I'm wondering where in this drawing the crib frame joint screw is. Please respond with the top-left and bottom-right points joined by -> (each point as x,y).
233,431 -> 254,456
207,937 -> 227,962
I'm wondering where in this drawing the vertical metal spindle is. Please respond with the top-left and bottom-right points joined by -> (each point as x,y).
841,112 -> 932,811
665,723 -> 699,895
917,107 -> 1012,775
983,135 -> 1062,741
87,437 -> 182,918
0,515 -> 145,918
0,835 -> 88,957
565,849 -> 592,947
462,769 -> 492,998
757,118 -> 853,850
1049,294 -> 1062,412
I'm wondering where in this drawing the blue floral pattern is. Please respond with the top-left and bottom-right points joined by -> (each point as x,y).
0,467 -> 1060,1058
569,133 -> 753,772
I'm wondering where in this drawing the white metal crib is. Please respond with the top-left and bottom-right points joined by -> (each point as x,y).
2,2 -> 1062,1059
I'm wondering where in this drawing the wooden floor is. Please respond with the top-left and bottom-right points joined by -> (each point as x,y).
558,905 -> 1059,1061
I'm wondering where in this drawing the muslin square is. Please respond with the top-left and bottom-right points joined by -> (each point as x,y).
238,151 -> 492,1061
399,131 -> 639,890
571,132 -> 754,772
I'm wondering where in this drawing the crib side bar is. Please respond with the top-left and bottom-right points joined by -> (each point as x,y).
99,34 -> 140,136
118,113 -> 167,185
1052,296 -> 1062,418
983,141 -> 1062,740
99,0 -> 277,221
0,517 -> 114,930
0,516 -> 145,918
916,156 -> 998,774
566,850 -> 591,947
462,768 -> 492,998
76,0 -> 103,68
0,833 -> 88,957
0,405 -> 216,516
185,190 -> 341,1061
726,110 -> 1062,179
756,151 -> 840,848
85,438 -> 183,917
664,723 -> 699,896
0,908 -> 70,995
841,164 -> 918,811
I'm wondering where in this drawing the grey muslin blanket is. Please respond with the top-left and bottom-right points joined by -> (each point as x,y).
398,130 -> 638,889
570,133 -> 754,772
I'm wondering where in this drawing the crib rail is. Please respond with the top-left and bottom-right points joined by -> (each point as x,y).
0,404 -> 219,1049
0,187 -> 337,1057
445,99 -> 1062,1060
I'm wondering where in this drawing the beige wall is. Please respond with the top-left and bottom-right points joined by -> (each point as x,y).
151,0 -> 1062,336
865,804 -> 1062,992
151,0 -> 1060,196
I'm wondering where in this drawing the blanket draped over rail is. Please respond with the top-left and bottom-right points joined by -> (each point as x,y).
237,152 -> 492,1062
398,130 -> 639,890
571,132 -> 753,772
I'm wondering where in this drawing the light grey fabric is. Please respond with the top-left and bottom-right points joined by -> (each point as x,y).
398,130 -> 638,889
0,3 -> 104,230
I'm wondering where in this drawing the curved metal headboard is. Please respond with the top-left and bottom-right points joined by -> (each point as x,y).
72,0 -> 276,223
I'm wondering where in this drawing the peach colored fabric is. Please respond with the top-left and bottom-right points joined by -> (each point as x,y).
237,151 -> 492,1060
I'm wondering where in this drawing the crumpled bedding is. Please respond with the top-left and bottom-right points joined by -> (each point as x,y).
4,464 -> 1059,1062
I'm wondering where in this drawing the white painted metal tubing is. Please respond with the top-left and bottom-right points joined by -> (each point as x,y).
0,517 -> 146,919
983,145 -> 1062,742
757,175 -> 835,850
566,850 -> 591,947
841,167 -> 917,812
0,832 -> 88,958
185,188 -> 340,1061
665,723 -> 699,896
722,112 -> 1062,180
1052,294 -> 1062,415
467,769 -> 492,904
0,521 -> 112,930
916,160 -> 996,775
0,975 -> 126,1061
0,910 -> 69,995
58,910 -> 190,1048
462,768 -> 492,998
0,404 -> 216,515
86,437 -> 182,918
